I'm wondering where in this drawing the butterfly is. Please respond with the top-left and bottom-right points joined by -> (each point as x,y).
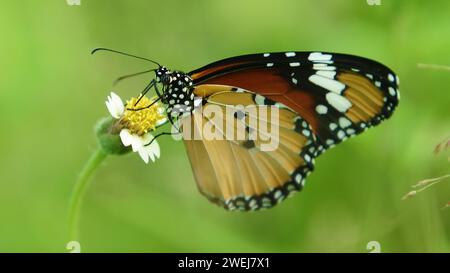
95,49 -> 400,211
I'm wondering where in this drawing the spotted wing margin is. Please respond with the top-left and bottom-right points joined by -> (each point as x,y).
189,52 -> 400,152
180,86 -> 317,211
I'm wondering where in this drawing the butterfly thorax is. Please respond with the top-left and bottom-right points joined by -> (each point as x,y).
156,67 -> 195,117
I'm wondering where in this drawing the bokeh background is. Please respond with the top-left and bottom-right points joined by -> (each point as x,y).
0,0 -> 449,252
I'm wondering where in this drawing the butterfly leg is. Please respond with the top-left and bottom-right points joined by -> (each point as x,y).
127,81 -> 165,111
133,79 -> 156,106
126,96 -> 161,111
166,112 -> 182,133
144,131 -> 180,147
129,83 -> 167,111
154,81 -> 165,103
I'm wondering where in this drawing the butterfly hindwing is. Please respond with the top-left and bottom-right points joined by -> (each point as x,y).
180,85 -> 317,210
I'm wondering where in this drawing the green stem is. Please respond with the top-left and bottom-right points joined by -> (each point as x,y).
68,148 -> 107,241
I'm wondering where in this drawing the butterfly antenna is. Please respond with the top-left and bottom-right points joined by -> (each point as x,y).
113,69 -> 157,86
91,48 -> 161,67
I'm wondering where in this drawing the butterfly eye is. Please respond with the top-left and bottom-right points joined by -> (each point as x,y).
160,73 -> 172,85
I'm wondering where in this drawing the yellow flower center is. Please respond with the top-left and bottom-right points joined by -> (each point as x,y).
120,95 -> 166,136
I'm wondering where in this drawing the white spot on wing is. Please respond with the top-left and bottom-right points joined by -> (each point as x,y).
263,53 -> 270,57
308,52 -> 332,62
388,73 -> 395,82
289,62 -> 300,67
326,92 -> 352,113
308,74 -> 346,94
302,129 -> 310,137
285,52 -> 296,57
316,70 -> 336,79
313,64 -> 336,70
339,117 -> 352,128
304,154 -> 311,162
388,87 -> 396,96
315,104 -> 328,114
266,63 -> 274,67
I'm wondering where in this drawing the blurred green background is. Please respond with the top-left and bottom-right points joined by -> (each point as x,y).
0,0 -> 449,252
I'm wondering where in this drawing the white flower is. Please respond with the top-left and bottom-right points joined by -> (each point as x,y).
105,92 -> 166,163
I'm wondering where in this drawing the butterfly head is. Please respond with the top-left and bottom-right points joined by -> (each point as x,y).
155,67 -> 195,116
155,66 -> 172,85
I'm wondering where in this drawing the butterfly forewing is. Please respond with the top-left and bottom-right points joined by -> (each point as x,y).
189,52 -> 400,152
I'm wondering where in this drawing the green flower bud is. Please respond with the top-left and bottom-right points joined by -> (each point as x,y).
95,116 -> 131,155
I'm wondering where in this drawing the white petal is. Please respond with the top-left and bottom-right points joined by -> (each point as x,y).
130,135 -> 144,152
144,134 -> 160,160
105,92 -> 124,118
140,133 -> 153,144
147,150 -> 155,162
105,97 -> 116,117
110,92 -> 124,114
120,131 -> 161,163
138,133 -> 160,162
121,130 -> 147,152
150,143 -> 158,161
150,140 -> 160,159
119,129 -> 133,147
137,148 -> 149,164
107,103 -> 122,118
